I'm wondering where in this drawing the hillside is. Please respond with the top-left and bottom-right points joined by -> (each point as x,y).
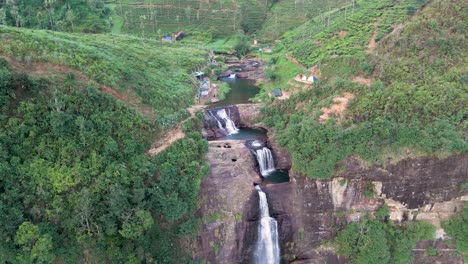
0,0 -> 111,33
111,0 -> 267,37
0,26 -> 207,128
262,0 -> 467,178
0,28 -> 210,262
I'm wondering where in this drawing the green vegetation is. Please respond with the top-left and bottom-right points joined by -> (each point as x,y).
442,203 -> 468,259
282,0 -> 427,67
0,0 -> 111,33
0,37 -> 208,262
113,0 -> 269,38
0,26 -> 207,129
258,0 -> 348,40
335,217 -> 435,264
262,0 -> 467,179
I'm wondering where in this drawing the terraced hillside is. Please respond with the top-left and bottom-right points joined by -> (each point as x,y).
282,0 -> 428,67
262,0 -> 467,178
257,0 -> 349,41
112,0 -> 268,37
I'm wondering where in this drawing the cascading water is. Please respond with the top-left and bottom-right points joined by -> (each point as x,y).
208,111 -> 225,134
216,108 -> 239,135
254,185 -> 280,264
255,147 -> 276,176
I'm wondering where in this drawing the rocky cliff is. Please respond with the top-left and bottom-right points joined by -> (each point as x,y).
192,140 -> 262,263
262,153 -> 467,263
194,146 -> 466,263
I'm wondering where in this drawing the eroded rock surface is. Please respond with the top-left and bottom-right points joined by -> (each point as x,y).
237,103 -> 264,128
260,154 -> 467,263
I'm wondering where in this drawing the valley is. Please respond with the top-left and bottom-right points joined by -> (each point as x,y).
0,0 -> 466,263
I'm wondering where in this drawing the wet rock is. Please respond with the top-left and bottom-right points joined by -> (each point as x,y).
269,139 -> 292,170
220,70 -> 235,78
237,72 -> 249,79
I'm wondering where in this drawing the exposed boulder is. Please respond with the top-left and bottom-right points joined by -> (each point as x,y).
193,140 -> 262,263
236,103 -> 264,127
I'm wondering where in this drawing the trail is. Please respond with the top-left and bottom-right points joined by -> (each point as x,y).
367,20 -> 379,52
285,51 -> 305,69
1,56 -> 154,118
147,104 -> 206,157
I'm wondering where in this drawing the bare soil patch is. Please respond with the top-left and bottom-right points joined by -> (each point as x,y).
367,21 -> 379,52
352,76 -> 372,87
319,92 -> 355,124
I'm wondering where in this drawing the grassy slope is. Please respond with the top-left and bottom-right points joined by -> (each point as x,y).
0,27 -> 207,129
261,0 -> 467,179
282,0 -> 427,67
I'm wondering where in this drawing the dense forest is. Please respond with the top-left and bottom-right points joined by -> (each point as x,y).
0,58 -> 209,262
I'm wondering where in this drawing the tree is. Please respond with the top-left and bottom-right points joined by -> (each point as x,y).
15,222 -> 56,263
6,0 -> 19,27
43,0 -> 56,31
65,5 -> 76,32
0,8 -> 6,25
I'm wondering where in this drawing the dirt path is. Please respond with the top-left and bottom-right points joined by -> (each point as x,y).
285,51 -> 305,69
367,20 -> 379,52
147,104 -> 207,156
2,56 -> 155,117
147,128 -> 186,156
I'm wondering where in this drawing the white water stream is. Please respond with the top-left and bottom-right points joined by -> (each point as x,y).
255,147 -> 276,176
254,185 -> 280,264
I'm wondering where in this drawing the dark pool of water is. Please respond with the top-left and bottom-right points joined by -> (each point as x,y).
215,128 -> 267,141
263,170 -> 290,184
211,78 -> 260,107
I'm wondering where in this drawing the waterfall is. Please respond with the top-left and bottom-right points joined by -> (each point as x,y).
254,185 -> 280,264
216,108 -> 239,135
255,147 -> 275,176
208,111 -> 225,134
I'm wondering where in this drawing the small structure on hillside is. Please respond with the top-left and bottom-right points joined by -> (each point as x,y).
194,71 -> 205,80
310,76 -> 318,83
174,31 -> 185,41
271,89 -> 282,97
161,35 -> 172,42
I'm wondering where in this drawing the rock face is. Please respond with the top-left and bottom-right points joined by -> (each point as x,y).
258,153 -> 468,263
194,140 -> 262,263
196,103 -> 467,264
236,103 -> 264,128
268,138 -> 292,170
